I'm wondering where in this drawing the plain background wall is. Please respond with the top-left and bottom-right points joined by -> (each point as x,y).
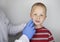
0,0 -> 60,42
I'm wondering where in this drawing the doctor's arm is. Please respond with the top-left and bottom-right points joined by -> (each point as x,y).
8,23 -> 26,35
15,20 -> 36,42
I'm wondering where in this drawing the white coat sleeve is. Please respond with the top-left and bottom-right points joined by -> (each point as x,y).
15,34 -> 29,42
8,23 -> 26,35
0,9 -> 26,35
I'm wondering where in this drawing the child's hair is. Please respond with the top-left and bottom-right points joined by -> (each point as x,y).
31,2 -> 47,12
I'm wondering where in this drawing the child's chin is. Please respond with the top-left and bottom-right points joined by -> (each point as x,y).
35,23 -> 41,25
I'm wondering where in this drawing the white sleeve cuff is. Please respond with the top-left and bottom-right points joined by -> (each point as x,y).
15,34 -> 29,42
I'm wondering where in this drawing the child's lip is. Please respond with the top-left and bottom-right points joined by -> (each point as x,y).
35,20 -> 40,23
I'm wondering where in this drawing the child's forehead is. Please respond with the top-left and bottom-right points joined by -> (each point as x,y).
31,6 -> 47,15
31,6 -> 45,12
32,6 -> 45,10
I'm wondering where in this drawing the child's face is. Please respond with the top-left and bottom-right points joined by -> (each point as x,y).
30,6 -> 46,26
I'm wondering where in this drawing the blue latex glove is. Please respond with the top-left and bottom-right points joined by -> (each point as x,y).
22,20 -> 36,39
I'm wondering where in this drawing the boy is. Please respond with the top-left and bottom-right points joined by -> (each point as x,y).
30,2 -> 55,42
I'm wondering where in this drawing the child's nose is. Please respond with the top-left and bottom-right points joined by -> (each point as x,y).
36,16 -> 40,20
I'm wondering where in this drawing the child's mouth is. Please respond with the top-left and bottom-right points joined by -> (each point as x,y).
35,20 -> 40,23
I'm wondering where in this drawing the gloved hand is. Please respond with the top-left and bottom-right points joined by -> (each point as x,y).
22,20 -> 36,39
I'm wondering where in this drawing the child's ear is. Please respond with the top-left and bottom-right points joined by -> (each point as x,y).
45,16 -> 47,19
30,13 -> 32,18
46,16 -> 47,18
30,14 -> 33,20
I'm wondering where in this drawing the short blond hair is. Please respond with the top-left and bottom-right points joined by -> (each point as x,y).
31,2 -> 47,12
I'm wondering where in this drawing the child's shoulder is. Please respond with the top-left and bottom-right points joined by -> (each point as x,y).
43,27 -> 52,35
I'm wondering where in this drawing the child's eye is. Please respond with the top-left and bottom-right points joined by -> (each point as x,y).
34,14 -> 37,15
40,14 -> 43,16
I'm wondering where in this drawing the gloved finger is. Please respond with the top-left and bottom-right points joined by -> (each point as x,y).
29,30 -> 36,39
33,30 -> 36,34
26,19 -> 33,26
31,30 -> 36,36
29,22 -> 34,27
31,27 -> 36,31
33,28 -> 36,32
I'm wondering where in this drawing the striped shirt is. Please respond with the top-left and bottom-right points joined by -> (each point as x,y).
30,27 -> 55,42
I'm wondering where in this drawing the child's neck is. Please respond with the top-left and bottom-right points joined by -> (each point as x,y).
35,24 -> 43,29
